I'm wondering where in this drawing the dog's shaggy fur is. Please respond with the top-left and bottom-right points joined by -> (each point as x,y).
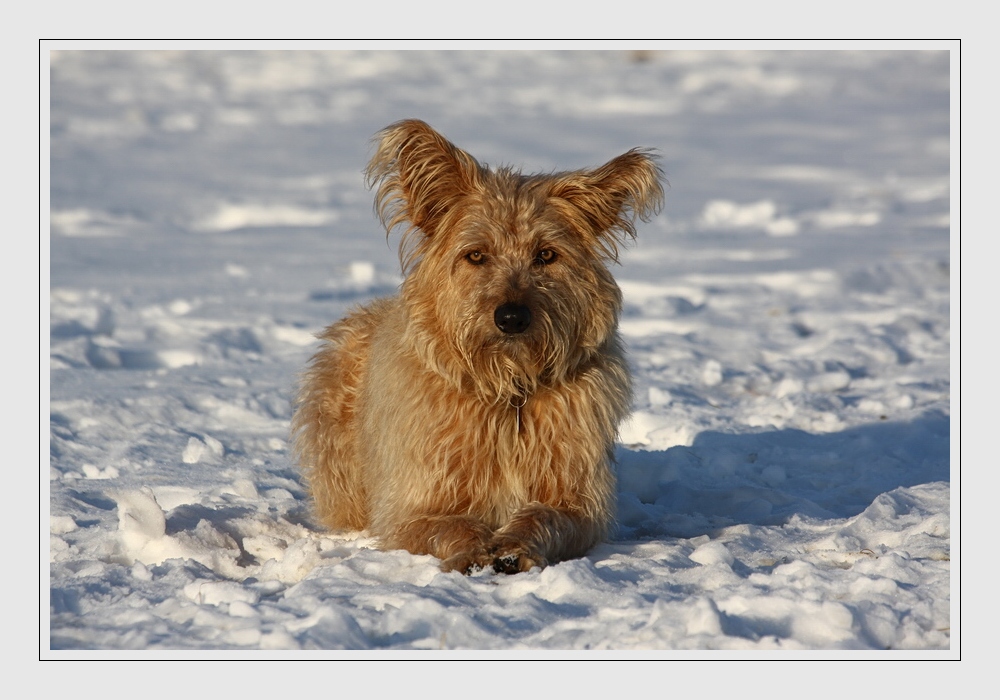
292,120 -> 663,574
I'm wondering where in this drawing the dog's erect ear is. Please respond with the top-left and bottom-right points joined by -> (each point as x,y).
547,149 -> 664,261
366,120 -> 482,246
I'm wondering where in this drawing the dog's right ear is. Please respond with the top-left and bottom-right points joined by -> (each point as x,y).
366,120 -> 483,248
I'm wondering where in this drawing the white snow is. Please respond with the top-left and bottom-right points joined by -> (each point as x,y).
47,48 -> 953,655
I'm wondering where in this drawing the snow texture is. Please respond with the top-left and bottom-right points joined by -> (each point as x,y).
48,49 -> 952,654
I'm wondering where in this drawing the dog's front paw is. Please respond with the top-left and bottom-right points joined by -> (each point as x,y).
439,550 -> 490,575
491,553 -> 538,574
488,540 -> 548,574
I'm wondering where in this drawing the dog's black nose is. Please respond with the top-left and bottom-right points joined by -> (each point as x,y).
494,303 -> 532,334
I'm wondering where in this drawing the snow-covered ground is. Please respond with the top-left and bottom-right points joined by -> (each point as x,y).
47,49 -> 953,654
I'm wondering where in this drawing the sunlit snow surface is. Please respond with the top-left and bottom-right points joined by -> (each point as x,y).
49,49 -> 951,651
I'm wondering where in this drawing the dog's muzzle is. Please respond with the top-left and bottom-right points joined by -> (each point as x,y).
494,303 -> 532,334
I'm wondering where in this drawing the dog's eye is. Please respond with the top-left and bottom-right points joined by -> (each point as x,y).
535,249 -> 558,265
466,251 -> 486,265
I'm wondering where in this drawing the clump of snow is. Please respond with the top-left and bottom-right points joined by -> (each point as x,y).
48,49 -> 951,653
700,199 -> 800,237
193,203 -> 340,233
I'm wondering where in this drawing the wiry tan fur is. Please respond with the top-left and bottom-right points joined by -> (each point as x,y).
292,120 -> 663,574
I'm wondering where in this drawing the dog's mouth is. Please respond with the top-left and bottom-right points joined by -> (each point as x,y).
483,332 -> 535,356
486,327 -> 555,375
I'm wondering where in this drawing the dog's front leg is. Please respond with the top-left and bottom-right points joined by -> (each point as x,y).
383,514 -> 494,572
484,503 -> 603,574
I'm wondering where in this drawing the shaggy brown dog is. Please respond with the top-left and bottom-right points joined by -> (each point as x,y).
293,120 -> 663,574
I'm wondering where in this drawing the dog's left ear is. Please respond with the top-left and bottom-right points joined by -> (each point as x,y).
548,149 -> 664,260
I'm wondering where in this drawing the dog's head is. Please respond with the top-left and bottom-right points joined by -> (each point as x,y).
365,119 -> 664,400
